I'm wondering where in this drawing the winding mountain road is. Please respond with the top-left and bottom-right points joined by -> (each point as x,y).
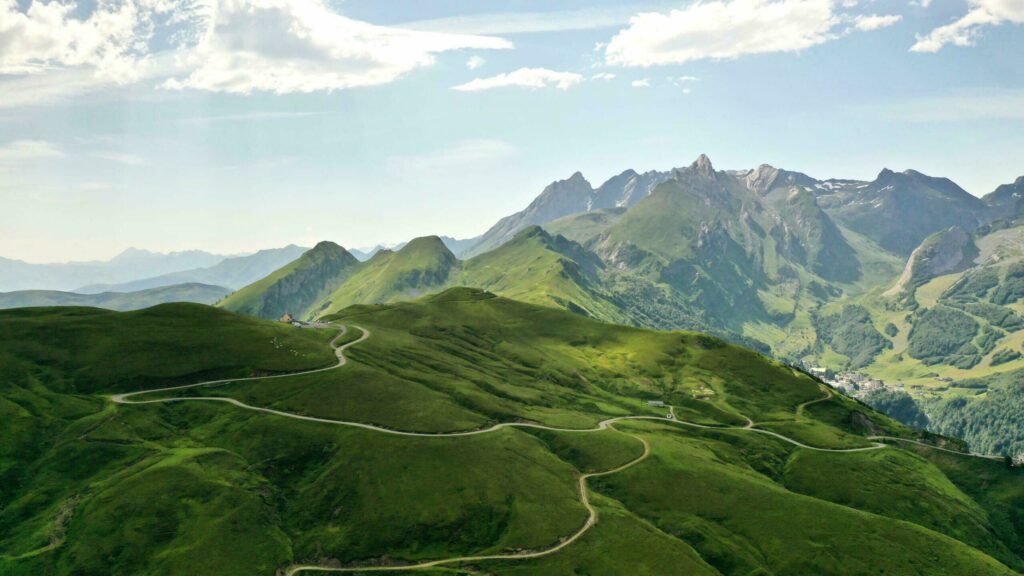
284,427 -> 652,575
108,322 -> 996,574
111,323 -> 884,450
867,435 -> 1004,461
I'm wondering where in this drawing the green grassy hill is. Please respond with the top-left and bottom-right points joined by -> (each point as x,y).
458,226 -> 630,323
314,236 -> 458,317
3,292 -> 1022,575
218,241 -> 359,320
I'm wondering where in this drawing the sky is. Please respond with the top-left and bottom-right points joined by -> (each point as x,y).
1,0 -> 1022,263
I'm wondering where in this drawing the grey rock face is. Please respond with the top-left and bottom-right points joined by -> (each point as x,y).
887,226 -> 978,296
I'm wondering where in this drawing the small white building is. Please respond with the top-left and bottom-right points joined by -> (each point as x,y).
648,400 -> 666,408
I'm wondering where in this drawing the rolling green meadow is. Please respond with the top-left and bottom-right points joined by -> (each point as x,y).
2,289 -> 1022,575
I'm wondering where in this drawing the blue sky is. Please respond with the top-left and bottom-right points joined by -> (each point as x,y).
1,0 -> 1022,262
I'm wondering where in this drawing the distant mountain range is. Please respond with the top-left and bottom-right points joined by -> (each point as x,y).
212,154 -> 1024,458
0,283 -> 230,311
350,236 -> 477,261
6,155 -> 1024,457
77,245 -> 309,293
0,248 -> 226,292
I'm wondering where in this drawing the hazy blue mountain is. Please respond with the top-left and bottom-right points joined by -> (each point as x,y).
77,245 -> 308,293
218,242 -> 360,320
982,175 -> 1024,217
0,248 -> 225,292
465,169 -> 671,258
815,168 -> 989,256
0,283 -> 230,311
350,242 -> 406,261
439,235 -> 479,258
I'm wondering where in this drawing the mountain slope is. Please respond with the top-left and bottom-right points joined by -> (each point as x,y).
886,226 -> 978,297
468,172 -> 595,257
78,245 -> 309,293
466,169 -> 671,258
218,242 -> 359,320
2,292 -> 1023,575
314,236 -> 458,317
459,226 -> 630,323
0,283 -> 231,311
982,176 -> 1024,216
815,169 -> 989,256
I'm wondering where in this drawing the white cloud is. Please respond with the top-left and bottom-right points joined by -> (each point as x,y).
591,72 -> 616,80
398,7 -> 638,35
0,52 -> 185,108
605,0 -> 841,66
453,67 -> 583,91
853,14 -> 902,31
181,111 -> 317,123
94,151 -> 148,165
671,75 -> 699,92
0,0 -> 513,100
631,78 -> 650,87
466,55 -> 486,70
0,140 -> 63,163
0,0 -> 154,80
165,0 -> 513,94
911,0 -> 1024,52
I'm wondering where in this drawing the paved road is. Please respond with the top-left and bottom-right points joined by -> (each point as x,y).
285,427 -> 652,575
109,321 -> 996,574
868,436 -> 1004,460
795,385 -> 833,417
110,324 -> 369,405
112,324 -> 886,450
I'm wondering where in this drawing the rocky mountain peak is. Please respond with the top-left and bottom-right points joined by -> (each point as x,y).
745,164 -> 781,195
691,153 -> 715,175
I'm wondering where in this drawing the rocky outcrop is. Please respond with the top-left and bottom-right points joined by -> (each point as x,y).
886,226 -> 978,297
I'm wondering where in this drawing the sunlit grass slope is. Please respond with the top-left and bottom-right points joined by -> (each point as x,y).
1,293 -> 1021,575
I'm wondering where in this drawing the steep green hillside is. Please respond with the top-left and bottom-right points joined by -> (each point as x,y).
1,292 -> 1022,575
925,369 -> 1024,458
0,283 -> 230,311
538,156 -> 900,354
458,226 -> 630,323
218,241 -> 358,320
314,236 -> 458,317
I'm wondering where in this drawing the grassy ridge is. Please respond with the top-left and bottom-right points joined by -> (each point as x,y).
218,241 -> 359,320
0,304 -> 337,393
1,292 -> 1022,575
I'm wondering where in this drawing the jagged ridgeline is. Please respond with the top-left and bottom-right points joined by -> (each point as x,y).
2,291 -> 1023,575
216,154 -> 1024,374
211,155 -> 1024,459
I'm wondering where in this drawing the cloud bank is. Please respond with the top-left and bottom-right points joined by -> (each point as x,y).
911,0 -> 1024,52
453,67 -> 583,91
603,0 -> 902,66
0,0 -> 513,98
